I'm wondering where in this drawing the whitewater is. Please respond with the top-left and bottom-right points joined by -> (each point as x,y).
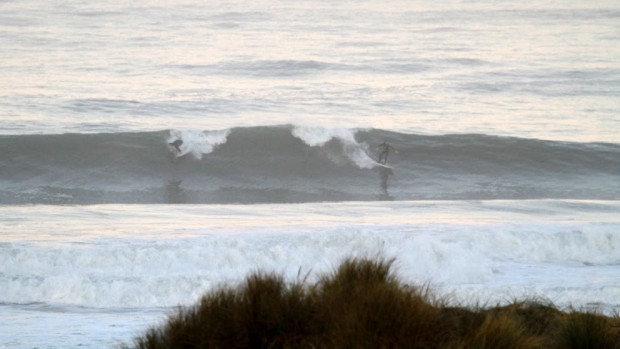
1,0 -> 619,348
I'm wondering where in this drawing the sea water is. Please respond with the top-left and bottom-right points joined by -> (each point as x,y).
1,0 -> 619,348
2,201 -> 619,348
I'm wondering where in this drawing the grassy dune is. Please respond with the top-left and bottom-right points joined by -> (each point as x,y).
125,257 -> 619,349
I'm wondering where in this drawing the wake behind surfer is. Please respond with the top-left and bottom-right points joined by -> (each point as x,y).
377,141 -> 396,165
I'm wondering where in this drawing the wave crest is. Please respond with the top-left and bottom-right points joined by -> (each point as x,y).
292,126 -> 377,168
168,129 -> 230,160
0,126 -> 618,204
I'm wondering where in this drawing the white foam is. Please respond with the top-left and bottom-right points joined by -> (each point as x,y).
2,221 -> 619,310
1,201 -> 619,315
291,125 -> 336,147
292,126 -> 378,168
167,129 -> 230,159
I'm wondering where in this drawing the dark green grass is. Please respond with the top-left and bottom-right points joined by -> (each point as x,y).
125,257 -> 620,349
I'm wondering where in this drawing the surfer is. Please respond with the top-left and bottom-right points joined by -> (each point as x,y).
168,139 -> 184,163
169,139 -> 183,153
377,141 -> 396,165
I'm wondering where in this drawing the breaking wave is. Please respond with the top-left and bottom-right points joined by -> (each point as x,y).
1,125 -> 618,204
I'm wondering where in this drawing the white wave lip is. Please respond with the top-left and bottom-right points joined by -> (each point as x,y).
292,125 -> 378,168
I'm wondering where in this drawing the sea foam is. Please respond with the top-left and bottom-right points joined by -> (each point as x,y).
167,129 -> 230,159
2,218 -> 618,309
292,125 -> 378,168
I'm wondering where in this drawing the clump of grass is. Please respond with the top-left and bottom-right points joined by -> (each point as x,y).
456,313 -> 544,349
133,272 -> 318,349
556,311 -> 619,349
315,258 -> 443,348
497,299 -> 564,336
125,257 -> 620,349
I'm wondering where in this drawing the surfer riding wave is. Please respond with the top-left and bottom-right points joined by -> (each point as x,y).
169,139 -> 183,153
168,139 -> 184,162
377,141 -> 397,165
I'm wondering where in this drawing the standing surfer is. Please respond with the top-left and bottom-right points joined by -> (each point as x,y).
377,141 -> 396,165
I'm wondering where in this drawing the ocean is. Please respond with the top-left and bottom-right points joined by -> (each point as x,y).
1,0 -> 619,347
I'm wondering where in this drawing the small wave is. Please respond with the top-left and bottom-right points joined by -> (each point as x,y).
173,59 -> 431,77
207,11 -> 271,22
460,68 -> 620,97
63,98 -> 144,114
176,60 -> 354,77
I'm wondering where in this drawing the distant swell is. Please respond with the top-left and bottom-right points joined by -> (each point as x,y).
173,59 -> 430,77
1,125 -> 618,204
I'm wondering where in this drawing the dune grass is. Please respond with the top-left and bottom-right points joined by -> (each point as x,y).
125,257 -> 620,349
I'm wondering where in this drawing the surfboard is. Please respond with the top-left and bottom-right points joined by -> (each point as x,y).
167,144 -> 180,157
168,144 -> 182,163
375,162 -> 392,169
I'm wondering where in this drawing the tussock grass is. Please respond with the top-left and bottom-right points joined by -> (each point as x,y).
557,311 -> 619,349
125,257 -> 620,349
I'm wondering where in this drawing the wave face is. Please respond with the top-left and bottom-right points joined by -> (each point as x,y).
1,126 -> 618,204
